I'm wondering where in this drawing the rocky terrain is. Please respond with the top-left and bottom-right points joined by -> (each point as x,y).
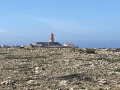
0,47 -> 120,90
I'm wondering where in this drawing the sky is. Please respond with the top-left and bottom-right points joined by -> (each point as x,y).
0,0 -> 120,48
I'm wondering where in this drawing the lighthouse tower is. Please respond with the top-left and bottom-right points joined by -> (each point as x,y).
50,33 -> 54,42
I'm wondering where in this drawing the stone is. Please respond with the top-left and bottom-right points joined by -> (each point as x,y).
59,80 -> 67,86
69,88 -> 74,90
98,79 -> 107,85
27,80 -> 34,84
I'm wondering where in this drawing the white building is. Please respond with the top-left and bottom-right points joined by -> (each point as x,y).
64,42 -> 74,47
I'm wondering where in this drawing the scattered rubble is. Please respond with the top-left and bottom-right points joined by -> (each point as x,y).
0,48 -> 120,90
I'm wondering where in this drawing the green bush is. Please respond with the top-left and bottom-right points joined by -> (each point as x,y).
85,48 -> 96,54
114,68 -> 120,72
71,48 -> 84,53
99,88 -> 104,90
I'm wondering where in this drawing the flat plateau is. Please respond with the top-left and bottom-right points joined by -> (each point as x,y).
0,48 -> 120,90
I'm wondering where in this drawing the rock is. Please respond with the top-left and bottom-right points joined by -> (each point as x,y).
27,80 -> 34,84
69,88 -> 74,90
47,89 -> 52,90
35,67 -> 45,74
59,80 -> 67,86
98,79 -> 107,85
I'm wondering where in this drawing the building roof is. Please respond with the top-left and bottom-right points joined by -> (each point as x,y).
36,42 -> 62,47
64,42 -> 74,46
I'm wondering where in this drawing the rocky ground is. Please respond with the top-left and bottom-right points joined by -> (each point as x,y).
0,47 -> 120,90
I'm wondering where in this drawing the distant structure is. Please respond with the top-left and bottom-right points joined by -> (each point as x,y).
50,33 -> 54,42
64,42 -> 75,47
36,33 -> 62,47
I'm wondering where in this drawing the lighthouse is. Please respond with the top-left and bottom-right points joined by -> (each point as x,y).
36,32 -> 62,47
50,33 -> 54,42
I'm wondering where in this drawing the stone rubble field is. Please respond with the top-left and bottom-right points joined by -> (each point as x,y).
0,47 -> 120,90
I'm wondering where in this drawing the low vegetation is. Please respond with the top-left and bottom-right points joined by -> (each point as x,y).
114,68 -> 120,72
85,48 -> 96,54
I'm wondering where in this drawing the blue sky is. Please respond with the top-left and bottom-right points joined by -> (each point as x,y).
0,0 -> 120,47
